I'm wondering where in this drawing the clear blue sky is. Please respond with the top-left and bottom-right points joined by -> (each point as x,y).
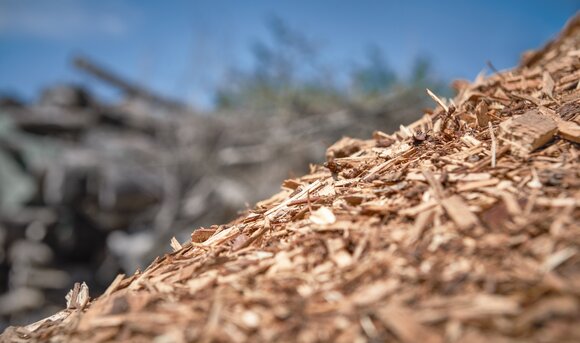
0,0 -> 578,109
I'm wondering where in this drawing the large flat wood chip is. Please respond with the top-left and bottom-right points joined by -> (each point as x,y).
442,195 -> 479,230
376,304 -> 443,343
499,110 -> 557,156
558,120 -> 580,143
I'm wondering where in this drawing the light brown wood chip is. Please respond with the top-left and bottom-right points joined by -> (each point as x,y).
498,110 -> 557,156
557,120 -> 580,143
377,304 -> 443,343
441,195 -> 479,230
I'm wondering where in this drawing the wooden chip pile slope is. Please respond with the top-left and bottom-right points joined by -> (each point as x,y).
3,14 -> 580,343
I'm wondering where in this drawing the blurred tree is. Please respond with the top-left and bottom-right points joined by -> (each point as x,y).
215,18 -> 449,116
411,56 -> 431,85
215,17 -> 343,114
408,55 -> 449,96
350,46 -> 397,98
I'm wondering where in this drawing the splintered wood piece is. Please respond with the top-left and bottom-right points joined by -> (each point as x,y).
475,101 -> 490,127
489,122 -> 497,168
232,216 -> 271,252
309,206 -> 336,225
422,168 -> 445,199
557,120 -> 580,143
190,228 -> 216,243
350,279 -> 399,306
170,237 -> 182,252
377,304 -> 443,343
406,209 -> 435,245
103,274 -> 126,297
542,71 -> 555,98
65,282 -> 90,310
498,110 -> 557,156
427,88 -> 449,113
23,311 -> 72,333
441,195 -> 479,230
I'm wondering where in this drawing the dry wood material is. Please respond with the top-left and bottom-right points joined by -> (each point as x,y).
3,13 -> 580,343
499,110 -> 558,157
441,195 -> 480,231
0,45 -> 432,326
558,120 -> 580,143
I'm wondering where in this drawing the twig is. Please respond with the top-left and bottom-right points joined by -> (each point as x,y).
426,88 -> 449,113
170,237 -> 182,252
488,122 -> 497,168
421,168 -> 445,200
486,60 -> 505,79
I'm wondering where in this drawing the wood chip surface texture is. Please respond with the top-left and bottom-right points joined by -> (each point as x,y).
3,13 -> 580,343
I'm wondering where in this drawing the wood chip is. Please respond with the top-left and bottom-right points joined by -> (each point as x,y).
377,304 -> 443,343
557,120 -> 580,143
309,206 -> 336,225
498,110 -> 557,156
441,195 -> 479,230
427,88 -> 449,113
170,237 -> 182,252
489,122 -> 497,167
475,100 -> 490,127
65,282 -> 90,310
542,71 -> 555,98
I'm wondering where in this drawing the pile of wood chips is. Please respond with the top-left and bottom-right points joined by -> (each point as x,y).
3,14 -> 580,343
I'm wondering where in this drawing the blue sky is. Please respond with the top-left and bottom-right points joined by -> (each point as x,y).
0,0 -> 578,109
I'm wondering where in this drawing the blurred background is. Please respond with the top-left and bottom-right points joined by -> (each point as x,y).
0,0 -> 577,329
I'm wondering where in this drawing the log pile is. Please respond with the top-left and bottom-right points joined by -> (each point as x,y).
0,58 -> 427,328
3,13 -> 580,343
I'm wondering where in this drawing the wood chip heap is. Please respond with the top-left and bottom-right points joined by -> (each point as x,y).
3,14 -> 580,343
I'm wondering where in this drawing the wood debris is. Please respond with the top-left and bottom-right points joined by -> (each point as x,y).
65,282 -> 90,310
3,13 -> 580,343
558,120 -> 580,143
0,52 -> 433,327
441,195 -> 480,231
475,100 -> 490,127
499,110 -> 558,157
